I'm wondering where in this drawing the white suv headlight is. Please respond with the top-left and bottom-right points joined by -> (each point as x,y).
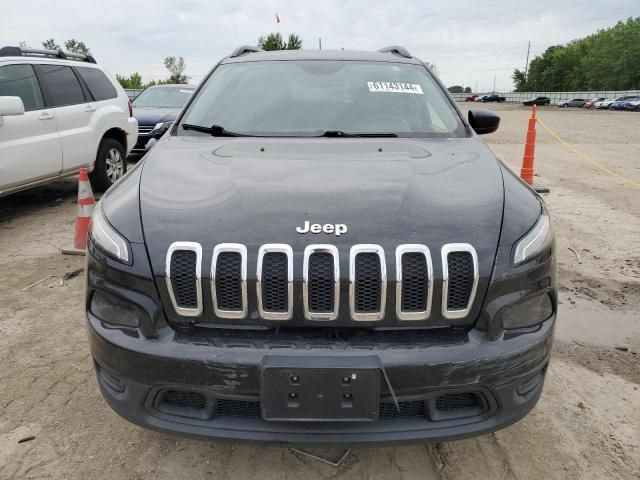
513,209 -> 553,265
90,203 -> 130,264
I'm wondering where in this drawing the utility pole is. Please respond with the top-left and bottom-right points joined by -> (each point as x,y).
493,75 -> 496,93
524,40 -> 531,83
319,38 -> 322,50
475,80 -> 478,93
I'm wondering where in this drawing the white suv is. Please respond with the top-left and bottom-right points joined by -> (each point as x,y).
0,46 -> 138,196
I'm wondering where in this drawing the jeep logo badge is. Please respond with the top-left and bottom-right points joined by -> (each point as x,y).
296,221 -> 348,236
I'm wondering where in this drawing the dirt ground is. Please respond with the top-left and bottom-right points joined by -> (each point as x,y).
1,104 -> 639,479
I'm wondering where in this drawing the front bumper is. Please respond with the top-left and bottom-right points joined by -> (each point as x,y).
87,312 -> 554,446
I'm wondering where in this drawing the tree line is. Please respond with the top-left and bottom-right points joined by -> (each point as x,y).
513,17 -> 640,92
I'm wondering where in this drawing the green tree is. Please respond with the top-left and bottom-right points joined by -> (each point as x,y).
163,56 -> 187,84
42,38 -> 60,50
447,85 -> 464,93
64,39 -> 90,55
513,17 -> 640,91
286,34 -> 303,50
116,73 -> 144,89
512,69 -> 527,91
464,87 -> 472,93
258,32 -> 303,50
18,41 -> 29,48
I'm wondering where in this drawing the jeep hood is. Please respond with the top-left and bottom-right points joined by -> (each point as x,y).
139,136 -> 504,281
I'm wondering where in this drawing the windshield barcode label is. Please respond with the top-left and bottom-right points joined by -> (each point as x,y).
367,82 -> 424,94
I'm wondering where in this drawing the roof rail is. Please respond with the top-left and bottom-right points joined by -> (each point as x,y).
0,46 -> 97,64
377,46 -> 412,59
229,45 -> 264,58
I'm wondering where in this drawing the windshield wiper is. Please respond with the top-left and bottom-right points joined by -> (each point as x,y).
318,130 -> 398,138
182,123 -> 248,137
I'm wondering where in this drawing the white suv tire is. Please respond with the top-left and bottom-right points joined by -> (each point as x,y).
90,137 -> 127,192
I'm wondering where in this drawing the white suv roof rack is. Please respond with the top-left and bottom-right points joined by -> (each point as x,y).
0,46 -> 97,64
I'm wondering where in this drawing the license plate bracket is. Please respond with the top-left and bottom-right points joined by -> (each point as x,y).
261,356 -> 381,422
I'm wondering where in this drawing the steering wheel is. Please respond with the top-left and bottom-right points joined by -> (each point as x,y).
356,114 -> 412,132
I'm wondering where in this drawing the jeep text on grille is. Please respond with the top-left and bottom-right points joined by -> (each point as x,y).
85,46 -> 557,445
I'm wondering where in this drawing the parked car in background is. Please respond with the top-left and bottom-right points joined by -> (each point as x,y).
595,96 -> 636,109
522,96 -> 550,106
610,97 -> 639,110
624,98 -> 640,111
129,84 -> 195,158
0,46 -> 137,196
482,94 -> 505,103
465,94 -> 479,102
557,98 -> 586,108
583,97 -> 605,109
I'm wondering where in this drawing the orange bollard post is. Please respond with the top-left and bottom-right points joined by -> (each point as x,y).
520,104 -> 537,185
73,168 -> 96,250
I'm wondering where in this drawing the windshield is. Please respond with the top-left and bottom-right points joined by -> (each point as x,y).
133,86 -> 193,108
179,61 -> 466,137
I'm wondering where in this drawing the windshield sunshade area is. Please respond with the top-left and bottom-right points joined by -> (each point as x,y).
133,86 -> 194,108
180,61 -> 467,137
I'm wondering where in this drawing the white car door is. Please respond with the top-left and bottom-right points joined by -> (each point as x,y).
0,63 -> 62,193
35,64 -> 96,173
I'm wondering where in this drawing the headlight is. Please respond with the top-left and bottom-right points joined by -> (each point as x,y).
153,121 -> 173,135
513,208 -> 553,265
90,203 -> 130,264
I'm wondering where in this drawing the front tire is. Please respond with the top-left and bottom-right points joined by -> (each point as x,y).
90,138 -> 127,192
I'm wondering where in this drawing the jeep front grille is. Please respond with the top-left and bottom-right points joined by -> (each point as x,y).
395,245 -> 433,320
441,244 -> 479,319
164,242 -> 478,323
303,245 -> 339,321
212,244 -> 247,319
165,242 -> 202,317
350,245 -> 386,321
257,244 -> 293,320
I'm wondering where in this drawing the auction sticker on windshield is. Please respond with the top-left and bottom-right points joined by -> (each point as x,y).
367,81 -> 424,94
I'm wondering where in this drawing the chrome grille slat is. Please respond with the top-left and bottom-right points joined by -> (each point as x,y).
349,245 -> 386,321
257,244 -> 293,321
138,125 -> 154,134
165,242 -> 203,317
163,242 -> 478,322
303,245 -> 339,321
395,245 -> 433,321
441,243 -> 479,319
211,243 -> 247,319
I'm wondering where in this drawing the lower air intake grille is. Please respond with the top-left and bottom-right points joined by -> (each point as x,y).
354,253 -> 382,313
379,401 -> 425,418
161,390 -> 207,410
216,399 -> 261,418
308,252 -> 335,313
435,392 -> 480,411
261,252 -> 289,312
401,252 -> 428,312
170,250 -> 198,309
215,252 -> 242,310
446,251 -> 474,310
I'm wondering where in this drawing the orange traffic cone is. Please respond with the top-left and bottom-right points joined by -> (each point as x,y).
520,104 -> 537,185
74,168 -> 95,250
520,105 -> 549,193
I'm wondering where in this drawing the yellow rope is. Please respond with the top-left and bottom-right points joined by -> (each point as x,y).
536,116 -> 640,189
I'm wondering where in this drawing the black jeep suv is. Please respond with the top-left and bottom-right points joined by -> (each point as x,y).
86,46 -> 556,445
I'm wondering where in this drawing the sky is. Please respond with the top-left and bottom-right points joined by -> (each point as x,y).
1,0 -> 637,92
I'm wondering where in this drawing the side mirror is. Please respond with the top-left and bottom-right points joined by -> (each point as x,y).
468,109 -> 500,135
0,96 -> 25,117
